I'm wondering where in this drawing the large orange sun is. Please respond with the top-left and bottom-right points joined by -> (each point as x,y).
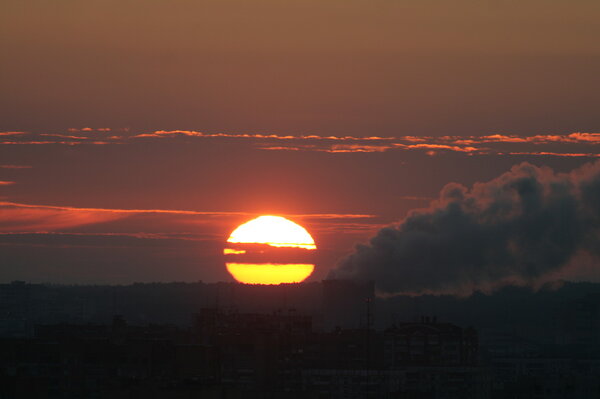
224,215 -> 317,285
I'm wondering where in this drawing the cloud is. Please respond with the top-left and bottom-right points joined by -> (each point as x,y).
323,144 -> 394,153
329,161 -> 600,295
68,127 -> 112,132
0,140 -> 114,146
438,133 -> 600,145
0,181 -> 15,186
507,152 -> 600,158
0,202 -> 253,234
0,131 -> 27,136
396,143 -> 482,153
0,165 -> 32,169
0,232 -> 212,250
0,128 -> 123,146
3,128 -> 600,157
132,130 -> 600,157
0,202 -> 126,232
40,134 -> 94,140
133,130 -> 394,142
0,201 -> 374,233
258,144 -> 396,153
566,133 -> 600,143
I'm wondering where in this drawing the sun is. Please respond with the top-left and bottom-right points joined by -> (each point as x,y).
224,215 -> 317,285
225,263 -> 315,285
227,215 -> 316,249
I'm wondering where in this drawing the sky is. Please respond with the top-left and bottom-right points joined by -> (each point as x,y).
1,0 -> 600,288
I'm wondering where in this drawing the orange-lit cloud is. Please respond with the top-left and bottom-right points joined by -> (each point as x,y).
68,127 -> 112,132
288,213 -> 375,220
0,181 -> 15,186
1,201 -> 372,218
325,144 -> 394,153
260,142 -> 480,154
0,201 -> 375,233
233,132 -> 600,156
40,134 -> 94,140
449,133 -> 600,145
398,143 -> 482,153
402,136 -> 428,142
508,152 -> 600,158
0,202 -> 124,232
134,130 -> 394,142
259,144 -> 396,153
566,133 -> 600,143
0,128 -> 124,146
3,128 -> 599,158
478,134 -> 529,143
259,146 -> 304,151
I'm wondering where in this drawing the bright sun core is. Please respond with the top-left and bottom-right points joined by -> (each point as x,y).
224,215 -> 317,285
227,215 -> 316,250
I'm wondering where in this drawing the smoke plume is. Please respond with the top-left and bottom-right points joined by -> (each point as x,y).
329,161 -> 600,294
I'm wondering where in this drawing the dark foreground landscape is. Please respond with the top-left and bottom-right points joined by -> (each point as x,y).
1,280 -> 600,398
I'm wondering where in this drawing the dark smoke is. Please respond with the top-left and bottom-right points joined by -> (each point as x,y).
329,161 -> 600,294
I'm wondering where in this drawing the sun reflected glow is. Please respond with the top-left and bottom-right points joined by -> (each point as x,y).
226,263 -> 315,285
227,215 -> 316,249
